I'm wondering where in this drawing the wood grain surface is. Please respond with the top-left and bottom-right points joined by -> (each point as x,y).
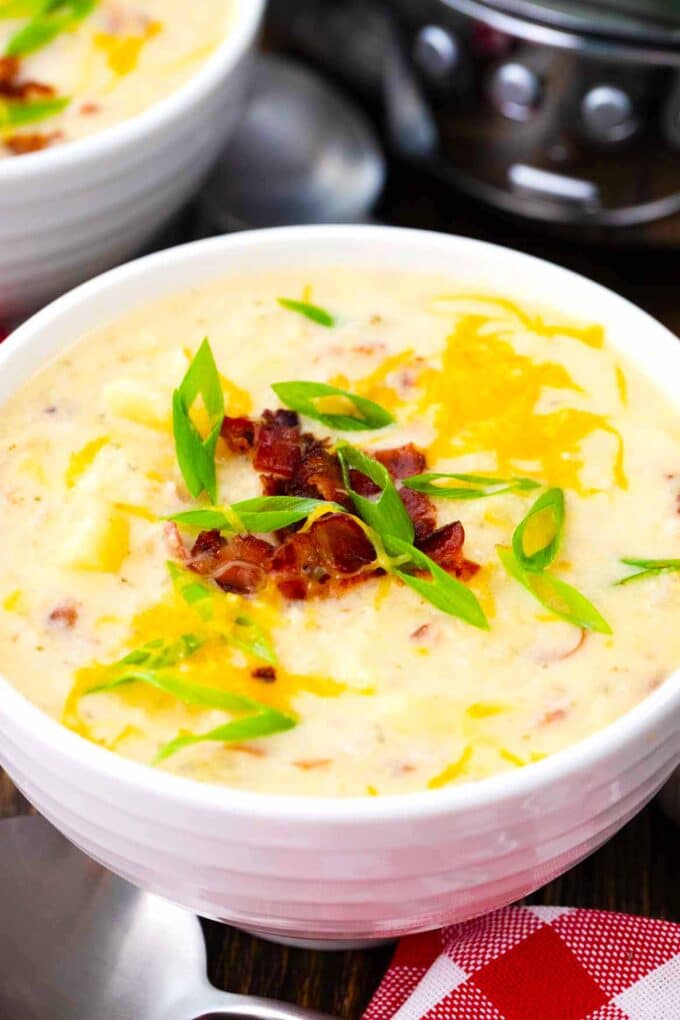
1,155 -> 679,1020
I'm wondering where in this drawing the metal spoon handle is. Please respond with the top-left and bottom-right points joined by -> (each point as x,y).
174,989 -> 337,1020
192,1000 -> 336,1020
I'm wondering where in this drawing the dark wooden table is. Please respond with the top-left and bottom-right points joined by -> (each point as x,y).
1,163 -> 678,1018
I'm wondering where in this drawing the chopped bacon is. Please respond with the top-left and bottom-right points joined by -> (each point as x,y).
416,520 -> 479,579
221,415 -> 257,453
79,101 -> 100,115
188,529 -> 227,574
288,434 -> 351,506
376,443 -> 426,480
349,443 -> 427,497
272,513 -> 376,599
187,530 -> 275,596
399,487 -> 436,542
230,744 -> 267,757
0,57 -> 20,86
169,413 -> 481,603
308,514 -> 376,574
293,758 -> 332,770
253,409 -> 301,478
5,132 -> 62,155
212,535 -> 275,596
252,666 -> 276,682
48,603 -> 78,629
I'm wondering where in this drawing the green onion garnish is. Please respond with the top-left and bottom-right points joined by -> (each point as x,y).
172,339 -> 224,503
403,472 -> 540,500
337,442 -> 414,544
167,496 -> 342,535
277,297 -> 335,328
614,558 -> 680,586
85,667 -> 295,763
271,380 -> 394,432
384,534 -> 489,630
167,564 -> 278,665
0,94 -> 70,129
497,545 -> 611,634
6,0 -> 99,58
231,615 -> 278,665
512,487 -> 565,572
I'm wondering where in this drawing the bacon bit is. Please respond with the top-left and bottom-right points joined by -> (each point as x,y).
350,443 -> 428,497
48,603 -> 79,629
396,762 -> 416,774
252,666 -> 276,682
5,132 -> 62,155
286,434 -> 350,506
417,521 -> 465,571
253,409 -> 301,478
399,487 -> 436,542
293,758 -> 332,770
212,535 -> 274,596
79,101 -> 101,115
221,415 -> 257,453
272,513 -> 376,599
540,708 -> 568,726
230,744 -> 267,758
307,514 -> 376,575
163,521 -> 189,561
0,57 -> 20,86
410,623 -> 431,640
375,443 -> 426,480
188,529 -> 227,574
351,342 -> 386,354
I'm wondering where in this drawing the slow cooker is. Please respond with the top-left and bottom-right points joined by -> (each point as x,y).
270,0 -> 680,238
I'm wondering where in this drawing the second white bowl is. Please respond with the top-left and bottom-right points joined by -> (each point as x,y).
0,0 -> 264,320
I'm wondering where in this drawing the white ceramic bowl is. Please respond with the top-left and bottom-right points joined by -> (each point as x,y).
0,0 -> 265,321
0,227 -> 678,948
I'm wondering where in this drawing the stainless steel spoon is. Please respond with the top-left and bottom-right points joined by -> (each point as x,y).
0,815 -> 335,1020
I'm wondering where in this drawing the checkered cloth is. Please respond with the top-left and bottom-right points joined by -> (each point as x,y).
364,907 -> 680,1020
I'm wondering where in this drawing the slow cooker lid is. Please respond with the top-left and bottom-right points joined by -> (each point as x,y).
471,0 -> 680,44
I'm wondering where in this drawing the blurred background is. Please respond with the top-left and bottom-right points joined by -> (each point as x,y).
167,0 -> 680,335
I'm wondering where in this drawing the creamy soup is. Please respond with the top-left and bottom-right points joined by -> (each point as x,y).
0,0 -> 233,157
0,269 -> 679,797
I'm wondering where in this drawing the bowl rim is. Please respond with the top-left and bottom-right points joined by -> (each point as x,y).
0,0 -> 265,182
1,223 -> 678,823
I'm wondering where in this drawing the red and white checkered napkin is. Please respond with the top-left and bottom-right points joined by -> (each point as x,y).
364,906 -> 680,1020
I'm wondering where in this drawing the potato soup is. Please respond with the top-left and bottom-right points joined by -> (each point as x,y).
0,269 -> 678,797
0,1 -> 233,157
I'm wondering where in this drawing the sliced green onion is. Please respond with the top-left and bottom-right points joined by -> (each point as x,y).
337,442 -> 414,544
155,708 -> 295,763
167,564 -> 278,664
498,546 -> 611,634
6,0 -> 99,57
1,2 -> 51,18
167,496 -> 342,535
0,94 -> 70,129
172,338 -> 224,503
383,534 -> 489,630
512,487 -> 565,572
272,380 -> 394,432
403,472 -> 540,500
614,557 -> 680,586
231,615 -> 278,665
277,297 -> 335,328
115,633 -> 204,671
85,666 -> 295,763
